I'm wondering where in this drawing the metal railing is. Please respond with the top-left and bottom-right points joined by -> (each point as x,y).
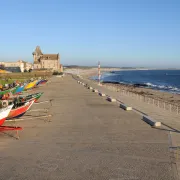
103,84 -> 180,115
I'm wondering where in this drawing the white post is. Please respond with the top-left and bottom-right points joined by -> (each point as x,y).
98,61 -> 101,86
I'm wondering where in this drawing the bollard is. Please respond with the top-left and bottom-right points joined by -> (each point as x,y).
99,92 -> 106,97
88,86 -> 93,90
107,97 -> 116,102
93,89 -> 98,93
143,116 -> 161,127
120,104 -> 132,111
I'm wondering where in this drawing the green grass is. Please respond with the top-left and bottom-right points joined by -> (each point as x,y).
0,71 -> 52,85
0,79 -> 25,86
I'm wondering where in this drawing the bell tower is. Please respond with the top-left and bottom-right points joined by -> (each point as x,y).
32,46 -> 43,63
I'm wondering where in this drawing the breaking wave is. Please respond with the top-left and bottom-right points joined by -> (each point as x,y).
144,82 -> 180,93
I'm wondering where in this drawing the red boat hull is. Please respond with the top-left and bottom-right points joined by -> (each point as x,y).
7,100 -> 34,119
0,118 -> 6,126
0,105 -> 23,134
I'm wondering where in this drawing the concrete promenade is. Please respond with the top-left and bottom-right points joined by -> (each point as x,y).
0,75 -> 177,180
77,75 -> 180,177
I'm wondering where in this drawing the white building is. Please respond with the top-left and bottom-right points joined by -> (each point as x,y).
0,60 -> 33,72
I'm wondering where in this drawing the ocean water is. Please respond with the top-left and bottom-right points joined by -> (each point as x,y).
92,70 -> 180,94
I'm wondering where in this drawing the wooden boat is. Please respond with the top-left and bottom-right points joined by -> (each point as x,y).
2,91 -> 43,105
0,104 -> 14,125
36,79 -> 42,85
13,85 -> 25,95
34,92 -> 43,102
0,86 -> 18,96
24,92 -> 43,102
24,80 -> 38,90
37,79 -> 48,86
17,92 -> 43,103
7,99 -> 35,119
0,103 -> 22,135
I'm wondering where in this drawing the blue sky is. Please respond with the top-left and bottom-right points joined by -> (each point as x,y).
0,0 -> 179,68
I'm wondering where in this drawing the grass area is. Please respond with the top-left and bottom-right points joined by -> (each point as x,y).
0,71 -> 52,85
0,71 -> 52,79
0,79 -> 25,86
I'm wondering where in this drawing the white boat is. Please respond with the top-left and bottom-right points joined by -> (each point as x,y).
0,104 -> 14,126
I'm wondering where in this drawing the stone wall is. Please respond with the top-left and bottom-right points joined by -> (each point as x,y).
33,63 -> 41,69
42,60 -> 59,70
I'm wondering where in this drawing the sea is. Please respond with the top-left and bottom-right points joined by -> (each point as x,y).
92,70 -> 180,94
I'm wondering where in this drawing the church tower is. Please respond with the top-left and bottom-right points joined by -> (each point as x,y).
32,46 -> 60,70
32,46 -> 43,63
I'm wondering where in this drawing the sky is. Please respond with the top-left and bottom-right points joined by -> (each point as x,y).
0,0 -> 180,68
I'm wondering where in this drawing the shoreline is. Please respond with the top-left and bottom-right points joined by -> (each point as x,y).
65,68 -> 180,106
101,81 -> 180,106
90,79 -> 180,106
88,74 -> 180,107
87,76 -> 180,106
